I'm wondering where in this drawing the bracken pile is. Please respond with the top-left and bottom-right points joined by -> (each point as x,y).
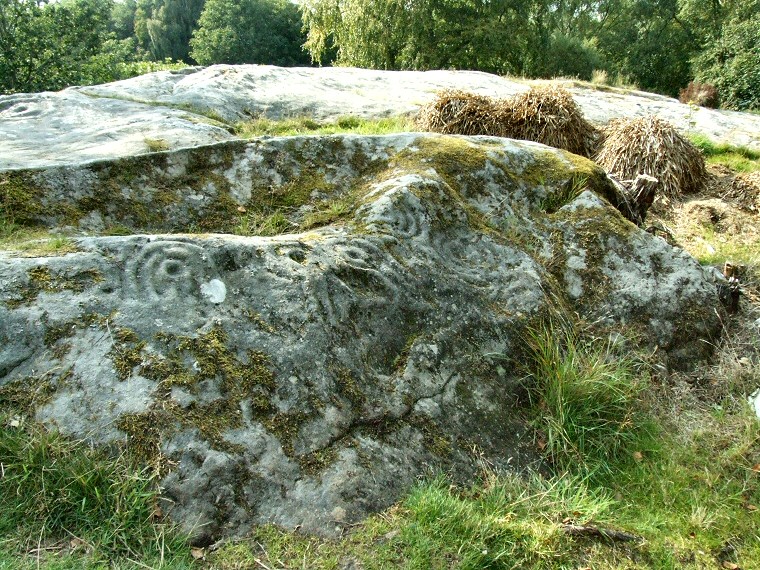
595,116 -> 708,200
502,86 -> 599,158
678,81 -> 719,109
415,90 -> 508,137
727,171 -> 760,212
417,86 -> 599,158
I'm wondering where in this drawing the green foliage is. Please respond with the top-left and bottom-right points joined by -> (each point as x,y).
694,13 -> 760,111
134,0 -> 205,63
301,0 -> 545,75
533,34 -> 603,81
109,0 -> 136,40
0,417 -> 191,564
522,323 -> 652,480
190,0 -> 309,66
0,0 -> 113,94
590,0 -> 694,97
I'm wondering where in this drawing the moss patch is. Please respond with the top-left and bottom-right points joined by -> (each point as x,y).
384,136 -> 499,235
297,447 -> 339,475
0,172 -> 44,227
6,266 -> 104,308
410,414 -> 453,458
334,367 -> 367,410
262,411 -> 311,457
0,370 -> 70,418
42,312 -> 103,347
114,409 -> 175,473
112,325 -> 280,458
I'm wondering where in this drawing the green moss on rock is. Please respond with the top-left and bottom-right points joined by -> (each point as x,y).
112,325 -> 280,457
263,411 -> 311,456
297,447 -> 339,475
0,172 -> 44,226
115,408 -> 176,474
6,266 -> 104,308
0,369 -> 70,417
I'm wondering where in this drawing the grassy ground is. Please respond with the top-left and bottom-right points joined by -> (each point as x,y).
235,115 -> 416,138
2,121 -> 760,569
690,135 -> 760,174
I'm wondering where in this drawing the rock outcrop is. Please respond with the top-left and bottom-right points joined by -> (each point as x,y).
0,133 -> 723,543
1,65 -> 758,169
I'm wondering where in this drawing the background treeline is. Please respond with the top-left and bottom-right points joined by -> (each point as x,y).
0,0 -> 310,94
1,0 -> 758,111
302,0 -> 760,110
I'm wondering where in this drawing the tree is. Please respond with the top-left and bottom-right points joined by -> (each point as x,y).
0,0 -> 113,94
301,0 -> 551,76
110,0 -> 137,40
134,0 -> 204,62
190,0 -> 310,66
694,12 -> 760,110
585,0 -> 694,96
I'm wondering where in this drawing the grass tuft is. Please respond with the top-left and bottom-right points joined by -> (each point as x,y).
689,134 -> 760,173
0,416 -> 191,566
522,322 -> 653,480
235,115 -> 415,138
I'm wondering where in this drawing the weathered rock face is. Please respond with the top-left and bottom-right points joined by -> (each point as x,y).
0,86 -> 235,169
0,134 -> 722,542
2,65 -> 759,169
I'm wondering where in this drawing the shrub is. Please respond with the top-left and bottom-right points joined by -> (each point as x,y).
693,14 -> 760,111
679,81 -> 719,108
534,34 -> 604,82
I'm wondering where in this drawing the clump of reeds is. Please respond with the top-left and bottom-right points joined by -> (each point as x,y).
595,116 -> 708,200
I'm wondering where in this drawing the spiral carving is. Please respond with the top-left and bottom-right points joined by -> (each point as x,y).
125,240 -> 212,302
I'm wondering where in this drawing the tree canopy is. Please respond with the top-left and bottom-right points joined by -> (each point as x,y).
133,0 -> 205,62
0,0 -> 758,110
0,0 -> 112,93
190,0 -> 309,66
300,0 -> 548,76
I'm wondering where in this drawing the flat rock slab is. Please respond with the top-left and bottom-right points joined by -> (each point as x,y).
0,87 -> 235,170
1,65 -> 758,170
0,134 -> 722,543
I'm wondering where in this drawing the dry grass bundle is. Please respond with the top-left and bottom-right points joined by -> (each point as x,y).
501,86 -> 599,158
595,116 -> 708,200
416,90 -> 508,136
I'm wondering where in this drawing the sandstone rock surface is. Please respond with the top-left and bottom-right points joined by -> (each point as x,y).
1,65 -> 758,169
0,133 -> 723,542
0,86 -> 235,169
